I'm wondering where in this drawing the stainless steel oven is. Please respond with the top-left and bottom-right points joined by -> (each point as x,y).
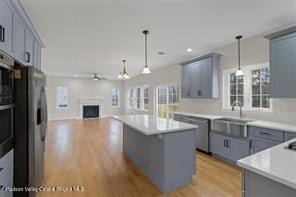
0,50 -> 14,158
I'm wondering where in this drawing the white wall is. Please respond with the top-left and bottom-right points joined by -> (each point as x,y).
124,33 -> 296,124
46,76 -> 124,120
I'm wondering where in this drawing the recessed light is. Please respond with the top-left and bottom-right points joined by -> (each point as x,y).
187,48 -> 192,52
74,75 -> 78,77
157,51 -> 165,55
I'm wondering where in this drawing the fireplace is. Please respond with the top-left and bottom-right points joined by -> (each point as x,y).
83,105 -> 100,119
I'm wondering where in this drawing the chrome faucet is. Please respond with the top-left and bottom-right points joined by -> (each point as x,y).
231,100 -> 244,119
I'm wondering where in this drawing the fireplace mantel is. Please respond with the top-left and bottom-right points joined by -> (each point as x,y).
78,98 -> 103,119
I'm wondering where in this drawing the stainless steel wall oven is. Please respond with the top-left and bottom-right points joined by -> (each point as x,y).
0,50 -> 14,158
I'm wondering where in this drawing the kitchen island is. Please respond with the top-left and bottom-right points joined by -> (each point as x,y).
238,139 -> 296,197
113,115 -> 198,193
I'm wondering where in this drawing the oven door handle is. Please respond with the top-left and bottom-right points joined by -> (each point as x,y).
0,104 -> 13,110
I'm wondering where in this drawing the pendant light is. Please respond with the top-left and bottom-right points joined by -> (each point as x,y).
235,35 -> 244,76
118,60 -> 130,80
142,30 -> 151,74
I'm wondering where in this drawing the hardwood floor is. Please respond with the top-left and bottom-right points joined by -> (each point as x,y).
38,118 -> 241,197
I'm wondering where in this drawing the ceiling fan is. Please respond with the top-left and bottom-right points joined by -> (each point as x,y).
93,73 -> 108,81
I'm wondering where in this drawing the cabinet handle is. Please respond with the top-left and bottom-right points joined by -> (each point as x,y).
0,25 -> 5,42
260,132 -> 271,136
226,140 -> 229,148
187,90 -> 190,96
249,140 -> 252,149
198,90 -> 202,96
0,167 -> 3,172
25,52 -> 31,63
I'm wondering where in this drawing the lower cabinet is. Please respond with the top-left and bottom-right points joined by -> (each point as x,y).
210,132 -> 250,163
284,132 -> 296,141
0,150 -> 13,197
250,137 -> 280,154
249,126 -> 284,155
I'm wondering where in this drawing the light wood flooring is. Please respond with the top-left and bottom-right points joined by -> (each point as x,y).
38,118 -> 241,197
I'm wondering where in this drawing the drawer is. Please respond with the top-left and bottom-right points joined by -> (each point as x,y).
249,126 -> 283,142
284,132 -> 296,141
0,150 -> 13,178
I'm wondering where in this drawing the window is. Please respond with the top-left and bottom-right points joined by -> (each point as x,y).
223,63 -> 271,111
156,84 -> 179,119
142,86 -> 149,111
229,73 -> 244,106
128,86 -> 149,111
128,88 -> 135,109
251,68 -> 270,109
136,87 -> 141,109
111,88 -> 120,107
57,86 -> 69,109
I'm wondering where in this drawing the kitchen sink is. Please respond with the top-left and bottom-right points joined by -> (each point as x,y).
212,117 -> 254,138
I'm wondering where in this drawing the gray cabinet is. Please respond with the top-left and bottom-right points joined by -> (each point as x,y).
34,41 -> 42,69
249,126 -> 283,154
210,132 -> 229,158
13,14 -> 26,64
284,132 -> 296,141
250,136 -> 280,154
25,29 -> 34,66
265,27 -> 296,98
180,53 -> 221,99
210,132 -> 249,163
1,0 -> 44,69
0,0 -> 13,55
229,138 -> 250,162
0,150 -> 13,197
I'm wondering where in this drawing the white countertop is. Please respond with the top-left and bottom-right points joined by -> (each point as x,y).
113,115 -> 198,135
237,139 -> 296,189
247,120 -> 296,133
174,112 -> 223,120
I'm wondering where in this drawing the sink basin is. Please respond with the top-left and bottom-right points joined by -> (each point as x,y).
215,117 -> 252,124
212,117 -> 254,138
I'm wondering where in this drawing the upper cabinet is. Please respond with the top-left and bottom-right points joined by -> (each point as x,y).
0,0 -> 13,55
0,0 -> 44,69
25,29 -> 34,66
265,27 -> 296,98
13,14 -> 26,64
180,53 -> 221,98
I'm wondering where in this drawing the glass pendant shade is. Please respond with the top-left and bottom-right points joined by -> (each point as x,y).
142,66 -> 151,74
118,73 -> 123,79
235,68 -> 244,76
118,60 -> 129,80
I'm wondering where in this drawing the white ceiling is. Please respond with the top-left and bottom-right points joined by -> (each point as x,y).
21,0 -> 296,79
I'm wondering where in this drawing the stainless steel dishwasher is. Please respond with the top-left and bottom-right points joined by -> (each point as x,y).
174,114 -> 210,152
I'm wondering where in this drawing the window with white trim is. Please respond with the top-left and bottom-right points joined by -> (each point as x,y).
128,88 -> 135,109
57,86 -> 69,109
142,86 -> 149,111
251,67 -> 271,109
136,87 -> 141,109
223,63 -> 271,111
156,84 -> 179,119
229,73 -> 244,106
111,88 -> 120,107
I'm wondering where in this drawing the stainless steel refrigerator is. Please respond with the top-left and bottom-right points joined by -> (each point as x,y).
14,65 -> 47,197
